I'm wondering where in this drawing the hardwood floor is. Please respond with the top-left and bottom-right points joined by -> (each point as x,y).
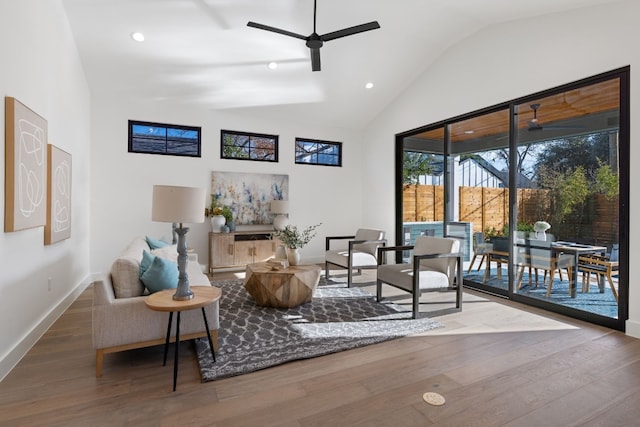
1,270 -> 639,426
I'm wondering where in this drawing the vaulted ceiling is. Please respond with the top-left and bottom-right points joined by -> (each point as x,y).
61,0 -> 622,130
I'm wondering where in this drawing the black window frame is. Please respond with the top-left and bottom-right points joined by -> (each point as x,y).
128,120 -> 201,157
220,130 -> 279,162
295,137 -> 342,167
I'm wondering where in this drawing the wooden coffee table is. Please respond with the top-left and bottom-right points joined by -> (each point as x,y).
244,262 -> 321,308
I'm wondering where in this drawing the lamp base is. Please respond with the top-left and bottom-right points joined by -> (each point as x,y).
172,291 -> 194,301
172,226 -> 194,301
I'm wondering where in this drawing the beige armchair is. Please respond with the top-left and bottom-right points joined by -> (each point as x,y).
325,228 -> 386,287
376,235 -> 462,319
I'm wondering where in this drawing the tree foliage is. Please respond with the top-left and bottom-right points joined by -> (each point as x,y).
403,151 -> 434,187
532,133 -> 610,185
594,161 -> 619,200
533,133 -> 618,236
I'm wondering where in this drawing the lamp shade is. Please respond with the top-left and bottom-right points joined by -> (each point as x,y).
152,185 -> 206,224
270,200 -> 289,214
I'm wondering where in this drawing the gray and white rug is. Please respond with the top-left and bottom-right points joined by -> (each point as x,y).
195,277 -> 443,382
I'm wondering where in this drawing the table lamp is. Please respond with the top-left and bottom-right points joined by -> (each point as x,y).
152,185 -> 206,300
270,200 -> 289,230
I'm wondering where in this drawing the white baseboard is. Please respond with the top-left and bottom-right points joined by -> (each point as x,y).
0,275 -> 92,382
625,319 -> 640,339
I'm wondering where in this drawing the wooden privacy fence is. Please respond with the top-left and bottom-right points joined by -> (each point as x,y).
403,185 -> 618,245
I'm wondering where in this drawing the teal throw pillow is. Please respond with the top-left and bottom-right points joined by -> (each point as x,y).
139,250 -> 155,277
146,236 -> 170,250
140,253 -> 179,293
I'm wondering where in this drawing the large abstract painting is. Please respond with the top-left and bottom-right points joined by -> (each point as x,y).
4,97 -> 48,232
45,144 -> 72,245
211,172 -> 289,225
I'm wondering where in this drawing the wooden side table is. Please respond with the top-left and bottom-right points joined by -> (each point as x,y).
144,285 -> 222,391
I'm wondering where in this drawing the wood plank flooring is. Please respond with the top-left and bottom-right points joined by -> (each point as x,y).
1,270 -> 639,426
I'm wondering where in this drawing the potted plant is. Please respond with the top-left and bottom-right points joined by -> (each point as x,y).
272,223 -> 321,265
221,206 -> 235,232
206,195 -> 227,232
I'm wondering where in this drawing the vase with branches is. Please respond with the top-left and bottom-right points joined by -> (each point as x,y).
273,223 -> 321,265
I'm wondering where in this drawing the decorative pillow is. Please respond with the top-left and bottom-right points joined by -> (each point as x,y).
140,253 -> 179,293
110,257 -> 145,298
151,244 -> 179,262
139,250 -> 155,277
146,236 -> 170,250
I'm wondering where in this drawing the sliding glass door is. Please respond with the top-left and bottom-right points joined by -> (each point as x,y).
512,80 -> 622,321
397,68 -> 628,330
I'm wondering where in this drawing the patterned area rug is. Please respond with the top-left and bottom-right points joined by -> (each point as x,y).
195,277 -> 443,382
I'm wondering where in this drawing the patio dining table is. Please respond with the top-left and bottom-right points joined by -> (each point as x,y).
482,240 -> 607,298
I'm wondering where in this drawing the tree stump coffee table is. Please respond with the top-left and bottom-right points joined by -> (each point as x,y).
244,263 -> 321,308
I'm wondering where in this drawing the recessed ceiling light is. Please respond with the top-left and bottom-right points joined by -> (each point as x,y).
365,82 -> 374,89
130,32 -> 145,42
268,62 -> 278,70
464,130 -> 475,134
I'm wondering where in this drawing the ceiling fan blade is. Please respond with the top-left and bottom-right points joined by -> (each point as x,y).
320,21 -> 380,42
310,47 -> 321,71
247,22 -> 308,41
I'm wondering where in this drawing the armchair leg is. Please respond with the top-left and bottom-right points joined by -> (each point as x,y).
325,262 -> 330,281
347,268 -> 352,288
376,279 -> 382,302
412,291 -> 420,319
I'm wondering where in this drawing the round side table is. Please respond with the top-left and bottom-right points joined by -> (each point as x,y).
144,285 -> 222,391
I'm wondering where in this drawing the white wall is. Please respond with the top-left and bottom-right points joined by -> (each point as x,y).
362,0 -> 640,337
0,0 -> 91,378
90,95 -> 365,274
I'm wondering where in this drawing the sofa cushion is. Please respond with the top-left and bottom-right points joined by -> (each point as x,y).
140,253 -> 179,293
110,257 -> 145,298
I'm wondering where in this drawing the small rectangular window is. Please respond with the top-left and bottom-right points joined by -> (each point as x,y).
221,130 -> 278,162
295,138 -> 342,166
128,120 -> 201,157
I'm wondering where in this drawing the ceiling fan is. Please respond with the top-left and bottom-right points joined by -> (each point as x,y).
247,0 -> 380,71
527,103 -> 584,132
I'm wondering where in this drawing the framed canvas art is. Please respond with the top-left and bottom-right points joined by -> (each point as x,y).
45,144 -> 72,245
4,97 -> 48,232
211,171 -> 289,225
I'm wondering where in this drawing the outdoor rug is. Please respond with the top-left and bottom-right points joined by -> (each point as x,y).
195,277 -> 443,382
465,268 -> 618,318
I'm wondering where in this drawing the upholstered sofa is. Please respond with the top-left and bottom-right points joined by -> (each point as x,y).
92,236 -> 220,377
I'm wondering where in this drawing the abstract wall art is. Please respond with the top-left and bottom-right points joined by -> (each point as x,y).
45,144 -> 72,245
4,97 -> 48,232
211,171 -> 289,225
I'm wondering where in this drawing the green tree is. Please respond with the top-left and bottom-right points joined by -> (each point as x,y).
533,133 -> 610,185
553,166 -> 590,236
594,161 -> 619,200
403,151 -> 434,188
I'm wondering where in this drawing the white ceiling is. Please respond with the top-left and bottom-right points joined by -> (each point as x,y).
61,0 -> 621,130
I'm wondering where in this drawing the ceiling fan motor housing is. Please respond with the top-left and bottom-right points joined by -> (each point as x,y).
306,34 -> 323,49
